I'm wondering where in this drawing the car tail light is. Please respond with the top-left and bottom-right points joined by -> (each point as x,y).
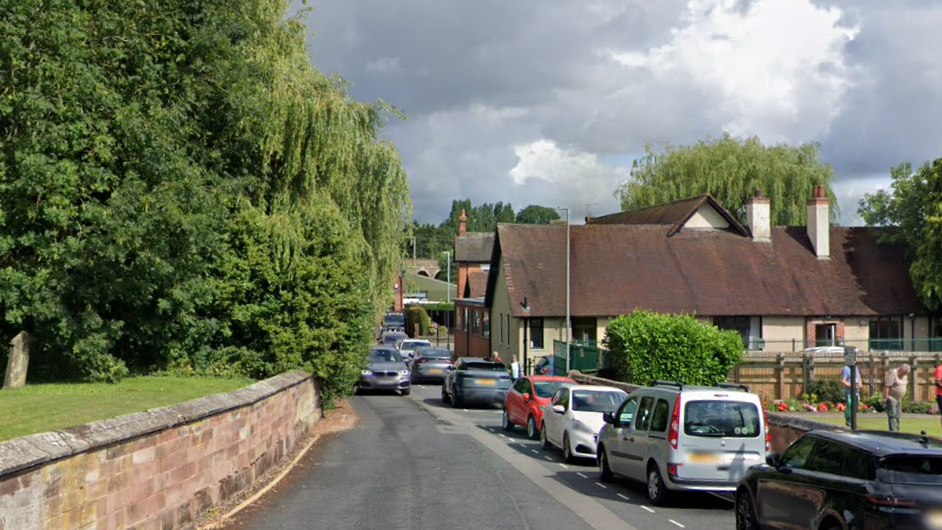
668,394 -> 681,449
667,463 -> 680,476
865,495 -> 916,507
762,408 -> 771,453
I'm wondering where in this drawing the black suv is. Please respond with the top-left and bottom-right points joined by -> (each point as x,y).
735,429 -> 942,530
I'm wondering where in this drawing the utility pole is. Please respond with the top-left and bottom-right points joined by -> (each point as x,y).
555,207 -> 571,373
446,250 -> 451,350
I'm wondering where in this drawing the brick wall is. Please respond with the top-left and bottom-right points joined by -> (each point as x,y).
0,371 -> 321,530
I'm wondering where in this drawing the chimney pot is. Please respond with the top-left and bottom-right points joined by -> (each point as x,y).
458,209 -> 467,237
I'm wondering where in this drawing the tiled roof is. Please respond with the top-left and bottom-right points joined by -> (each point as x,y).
487,223 -> 925,319
587,195 -> 748,237
456,232 -> 494,263
466,270 -> 489,298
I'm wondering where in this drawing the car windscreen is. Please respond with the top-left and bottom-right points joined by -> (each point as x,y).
382,334 -> 406,345
533,381 -> 567,398
401,341 -> 430,349
879,455 -> 942,484
368,349 -> 402,363
420,349 -> 451,359
572,390 -> 627,412
683,400 -> 760,438
460,362 -> 506,371
384,314 -> 405,324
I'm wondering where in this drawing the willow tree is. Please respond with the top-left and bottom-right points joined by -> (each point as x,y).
615,134 -> 837,226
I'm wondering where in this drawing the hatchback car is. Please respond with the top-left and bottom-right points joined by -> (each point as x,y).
502,375 -> 575,439
358,346 -> 411,396
597,381 -> 768,505
736,429 -> 942,530
397,339 -> 432,362
541,385 -> 627,462
442,357 -> 512,408
380,331 -> 408,348
410,347 -> 453,384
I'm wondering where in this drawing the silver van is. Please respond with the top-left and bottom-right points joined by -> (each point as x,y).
597,381 -> 768,505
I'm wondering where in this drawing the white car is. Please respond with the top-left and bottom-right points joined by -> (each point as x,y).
540,385 -> 627,462
396,339 -> 432,362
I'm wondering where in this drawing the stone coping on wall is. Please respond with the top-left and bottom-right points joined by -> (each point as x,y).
0,370 -> 311,479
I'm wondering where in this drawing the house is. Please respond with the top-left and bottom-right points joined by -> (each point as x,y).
484,187 -> 941,370
453,209 -> 496,358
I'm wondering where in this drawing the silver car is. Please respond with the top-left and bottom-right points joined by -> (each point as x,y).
540,385 -> 627,462
359,347 -> 411,396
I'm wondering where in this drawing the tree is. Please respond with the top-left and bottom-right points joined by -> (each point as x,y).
515,205 -> 561,225
858,159 -> 942,312
614,134 -> 838,226
603,311 -> 743,386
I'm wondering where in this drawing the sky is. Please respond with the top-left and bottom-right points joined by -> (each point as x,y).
295,0 -> 942,226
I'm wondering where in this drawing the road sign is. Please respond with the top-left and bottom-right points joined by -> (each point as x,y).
843,346 -> 857,367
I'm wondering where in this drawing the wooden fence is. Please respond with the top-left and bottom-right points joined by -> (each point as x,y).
727,351 -> 942,402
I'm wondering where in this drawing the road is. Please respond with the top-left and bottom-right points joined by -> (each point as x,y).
224,384 -> 735,530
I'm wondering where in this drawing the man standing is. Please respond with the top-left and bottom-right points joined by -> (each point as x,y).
883,364 -> 910,432
510,355 -> 520,380
841,363 -> 862,427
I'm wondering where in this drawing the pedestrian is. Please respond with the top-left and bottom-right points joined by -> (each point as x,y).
490,351 -> 503,363
841,363 -> 862,427
883,364 -> 910,432
935,360 -> 942,432
511,355 -> 520,380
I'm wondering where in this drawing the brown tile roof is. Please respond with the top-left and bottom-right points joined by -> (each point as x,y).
455,232 -> 495,263
587,195 -> 748,237
487,223 -> 925,319
466,270 -> 488,298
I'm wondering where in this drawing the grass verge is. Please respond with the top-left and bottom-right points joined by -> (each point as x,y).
806,414 -> 942,436
0,376 -> 254,442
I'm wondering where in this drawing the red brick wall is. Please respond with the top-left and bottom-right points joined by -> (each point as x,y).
0,371 -> 320,530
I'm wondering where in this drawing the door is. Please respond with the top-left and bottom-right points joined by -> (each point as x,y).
544,388 -> 566,447
607,396 -> 638,476
755,436 -> 818,529
508,378 -> 531,424
815,323 -> 837,347
623,396 -> 655,481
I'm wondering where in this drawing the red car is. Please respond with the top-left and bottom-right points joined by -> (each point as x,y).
502,375 -> 576,439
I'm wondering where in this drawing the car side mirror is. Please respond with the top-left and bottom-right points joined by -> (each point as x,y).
522,393 -> 531,401
602,411 -> 615,425
766,453 -> 782,467
552,405 -> 565,414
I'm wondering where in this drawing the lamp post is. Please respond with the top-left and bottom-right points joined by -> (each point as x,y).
555,206 -> 571,373
446,251 -> 451,350
521,297 -> 530,376
910,313 -> 916,352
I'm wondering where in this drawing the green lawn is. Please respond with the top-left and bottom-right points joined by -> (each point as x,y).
808,414 -> 942,436
0,376 -> 254,442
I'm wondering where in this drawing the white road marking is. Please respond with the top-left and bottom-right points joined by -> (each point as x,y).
669,520 -> 685,528
499,434 -> 507,438
531,449 -> 539,454
641,506 -> 655,513
617,494 -> 629,501
558,463 -> 569,469
595,483 -> 607,489
576,473 -> 588,479
544,456 -> 553,461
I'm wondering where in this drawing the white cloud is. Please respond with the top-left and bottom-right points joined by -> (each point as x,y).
364,56 -> 402,74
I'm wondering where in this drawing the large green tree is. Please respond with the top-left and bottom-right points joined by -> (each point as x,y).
615,134 -> 837,225
515,205 -> 561,225
858,159 -> 942,312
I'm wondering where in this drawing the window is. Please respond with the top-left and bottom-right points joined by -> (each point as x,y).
649,399 -> 671,432
781,436 -> 816,469
572,390 -> 628,413
529,318 -> 544,349
483,312 -> 490,338
499,313 -> 504,345
462,308 -> 469,332
471,310 -> 481,335
513,378 -> 529,394
805,440 -> 843,476
551,388 -> 566,406
618,397 -> 637,426
870,317 -> 903,351
683,400 -> 760,438
506,315 -> 511,346
712,316 -> 750,348
634,396 -> 655,431
843,447 -> 875,481
533,381 -> 567,399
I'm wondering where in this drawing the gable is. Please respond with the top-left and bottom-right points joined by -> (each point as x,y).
683,204 -> 731,230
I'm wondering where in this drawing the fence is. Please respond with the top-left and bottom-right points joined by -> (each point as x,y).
746,337 -> 942,353
728,351 -> 942,402
551,340 -> 612,375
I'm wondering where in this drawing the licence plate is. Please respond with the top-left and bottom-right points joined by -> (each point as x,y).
688,452 -> 720,464
926,510 -> 942,530
428,369 -> 443,374
475,378 -> 496,386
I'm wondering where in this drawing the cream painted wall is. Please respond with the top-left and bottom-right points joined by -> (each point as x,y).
685,205 -> 730,229
490,260 -> 513,361
843,321 -> 870,351
759,317 -> 804,352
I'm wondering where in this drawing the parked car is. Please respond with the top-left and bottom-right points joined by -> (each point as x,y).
380,331 -> 408,348
502,375 -> 576,440
736,429 -> 942,530
442,357 -> 512,408
597,381 -> 769,505
541,385 -> 628,462
533,356 -> 553,375
382,312 -> 406,333
358,346 -> 411,396
802,345 -> 847,355
410,347 -> 453,384
397,338 -> 432,362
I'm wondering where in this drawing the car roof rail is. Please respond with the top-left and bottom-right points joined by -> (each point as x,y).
652,380 -> 684,390
714,382 -> 751,393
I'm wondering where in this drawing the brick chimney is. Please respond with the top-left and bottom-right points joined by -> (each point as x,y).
745,189 -> 770,241
807,185 -> 829,259
458,209 -> 467,238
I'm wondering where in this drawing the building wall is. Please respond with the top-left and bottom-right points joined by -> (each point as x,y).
686,206 -> 730,229
491,261 -> 514,363
0,372 -> 320,530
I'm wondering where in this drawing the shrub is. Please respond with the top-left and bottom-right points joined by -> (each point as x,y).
805,378 -> 845,404
603,310 -> 743,386
903,400 -> 938,414
405,305 -> 431,337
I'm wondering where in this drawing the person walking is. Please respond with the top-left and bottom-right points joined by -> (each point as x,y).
841,363 -> 862,427
510,355 -> 520,380
883,364 -> 910,432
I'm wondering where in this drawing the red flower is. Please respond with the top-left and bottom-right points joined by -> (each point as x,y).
836,402 -> 846,411
777,402 -> 788,411
818,403 -> 828,412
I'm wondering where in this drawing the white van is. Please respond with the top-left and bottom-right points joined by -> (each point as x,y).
596,381 -> 769,505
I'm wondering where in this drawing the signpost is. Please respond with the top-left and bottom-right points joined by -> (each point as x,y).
845,346 -> 858,430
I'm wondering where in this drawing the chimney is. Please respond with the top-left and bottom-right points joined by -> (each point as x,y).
458,209 -> 467,238
745,189 -> 771,241
807,185 -> 829,259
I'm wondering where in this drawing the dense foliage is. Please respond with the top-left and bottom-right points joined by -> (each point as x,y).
858,159 -> 942,313
615,134 -> 837,225
405,305 -> 431,338
603,311 -> 744,386
0,0 -> 410,398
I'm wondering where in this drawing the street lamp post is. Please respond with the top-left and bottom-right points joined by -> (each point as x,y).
555,207 -> 571,373
521,297 -> 530,376
446,251 -> 451,350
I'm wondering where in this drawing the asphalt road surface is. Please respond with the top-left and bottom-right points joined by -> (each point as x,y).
224,384 -> 735,530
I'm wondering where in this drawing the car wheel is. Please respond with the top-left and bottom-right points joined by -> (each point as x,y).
735,492 -> 759,530
452,392 -> 463,408
598,447 -> 614,483
401,387 -> 411,396
646,464 -> 670,505
562,433 -> 574,463
540,423 -> 551,449
441,385 -> 450,404
526,416 -> 538,440
502,409 -> 515,431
